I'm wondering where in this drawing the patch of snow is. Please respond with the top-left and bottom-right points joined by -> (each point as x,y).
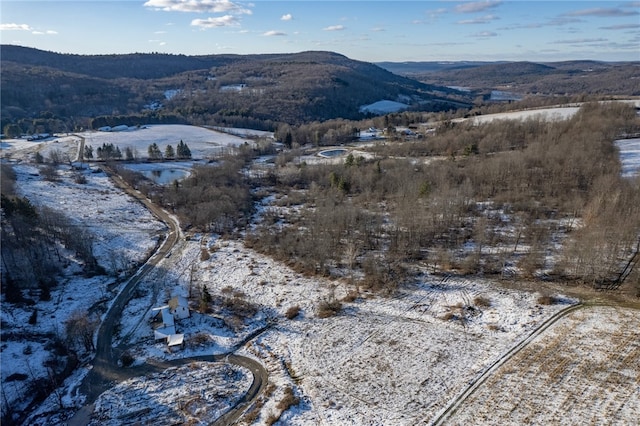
164,89 -> 180,100
360,100 -> 409,115
616,137 -> 640,178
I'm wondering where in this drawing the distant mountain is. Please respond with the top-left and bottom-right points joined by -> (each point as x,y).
379,59 -> 640,96
0,45 -> 471,130
376,61 -> 503,75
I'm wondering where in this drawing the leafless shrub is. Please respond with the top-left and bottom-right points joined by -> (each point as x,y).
342,290 -> 359,303
317,299 -> 342,318
442,311 -> 456,321
277,386 -> 300,411
200,248 -> 210,261
40,165 -> 59,182
285,305 -> 301,319
73,173 -> 87,184
537,294 -> 557,305
474,296 -> 491,307
188,332 -> 212,348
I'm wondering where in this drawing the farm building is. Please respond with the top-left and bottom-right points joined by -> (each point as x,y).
151,298 -> 190,350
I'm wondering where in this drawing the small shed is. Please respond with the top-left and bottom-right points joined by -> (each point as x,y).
167,334 -> 185,351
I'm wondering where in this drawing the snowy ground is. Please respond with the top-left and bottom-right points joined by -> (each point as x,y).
451,305 -> 640,425
453,99 -> 640,125
617,138 -> 640,178
2,117 -> 639,424
90,362 -> 252,426
1,164 -> 166,421
0,124 -> 256,163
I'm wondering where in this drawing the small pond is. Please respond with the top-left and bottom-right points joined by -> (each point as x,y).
142,168 -> 190,185
318,149 -> 348,158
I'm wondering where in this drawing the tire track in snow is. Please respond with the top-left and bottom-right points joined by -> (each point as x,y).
430,302 -> 585,426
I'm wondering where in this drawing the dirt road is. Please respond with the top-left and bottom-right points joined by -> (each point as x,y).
67,166 -> 267,426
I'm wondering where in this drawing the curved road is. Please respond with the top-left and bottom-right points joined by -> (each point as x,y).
69,165 -> 268,426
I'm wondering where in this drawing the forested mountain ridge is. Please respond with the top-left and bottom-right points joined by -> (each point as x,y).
378,59 -> 640,96
0,45 -> 471,132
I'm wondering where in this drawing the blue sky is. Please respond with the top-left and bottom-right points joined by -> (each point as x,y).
1,1 -> 639,62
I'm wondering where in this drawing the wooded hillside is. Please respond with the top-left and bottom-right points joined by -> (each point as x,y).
0,45 -> 471,132
379,60 -> 640,96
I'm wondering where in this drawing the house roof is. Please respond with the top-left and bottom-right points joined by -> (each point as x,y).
160,308 -> 174,327
167,334 -> 184,347
168,296 -> 189,310
154,326 -> 176,340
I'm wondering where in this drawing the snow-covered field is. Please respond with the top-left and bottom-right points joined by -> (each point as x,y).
454,100 -> 640,125
2,116 -> 639,424
82,125 -> 256,160
0,124 -> 257,163
106,236 -> 577,424
451,305 -> 640,425
464,106 -> 580,124
617,138 -> 640,178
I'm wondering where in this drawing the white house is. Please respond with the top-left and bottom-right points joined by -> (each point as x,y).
151,297 -> 190,350
168,296 -> 190,320
152,305 -> 175,328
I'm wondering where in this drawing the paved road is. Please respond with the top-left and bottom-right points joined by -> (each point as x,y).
67,165 -> 268,426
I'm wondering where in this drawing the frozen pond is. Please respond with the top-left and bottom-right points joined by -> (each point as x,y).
142,168 -> 190,184
122,162 -> 193,185
318,148 -> 348,158
616,138 -> 640,178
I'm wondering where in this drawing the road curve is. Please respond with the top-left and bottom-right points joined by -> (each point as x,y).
68,165 -> 268,426
430,302 -> 585,426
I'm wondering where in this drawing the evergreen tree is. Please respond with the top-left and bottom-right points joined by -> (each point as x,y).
165,144 -> 175,159
148,142 -> 162,160
84,145 -> 93,160
176,140 -> 192,159
124,146 -> 134,161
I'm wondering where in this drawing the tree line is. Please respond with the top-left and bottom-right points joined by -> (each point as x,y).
248,102 -> 640,293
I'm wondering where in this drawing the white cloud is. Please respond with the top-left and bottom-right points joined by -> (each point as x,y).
281,13 -> 293,21
144,0 -> 252,15
426,8 -> 448,21
472,31 -> 497,38
0,23 -> 33,31
564,8 -> 639,17
191,15 -> 240,28
32,30 -> 58,35
323,25 -> 345,31
599,23 -> 640,30
455,1 -> 502,14
553,38 -> 609,44
263,30 -> 286,36
457,14 -> 499,24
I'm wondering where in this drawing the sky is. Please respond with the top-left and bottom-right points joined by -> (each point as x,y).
1,1 -> 639,62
